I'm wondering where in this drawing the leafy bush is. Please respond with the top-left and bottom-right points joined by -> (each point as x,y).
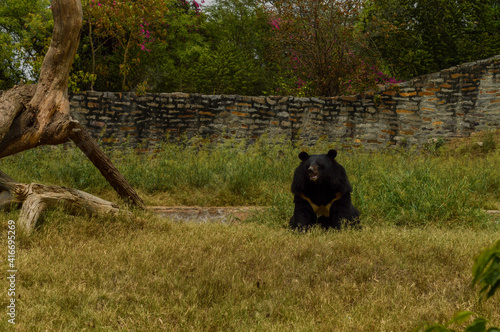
473,239 -> 500,301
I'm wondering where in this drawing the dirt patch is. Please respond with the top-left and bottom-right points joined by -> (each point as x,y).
444,129 -> 500,152
487,210 -> 500,215
149,206 -> 267,223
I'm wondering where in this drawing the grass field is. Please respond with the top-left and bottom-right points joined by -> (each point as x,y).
1,131 -> 500,331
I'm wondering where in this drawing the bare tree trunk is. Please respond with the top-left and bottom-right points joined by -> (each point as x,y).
69,124 -> 146,209
0,0 -> 146,232
0,0 -> 83,157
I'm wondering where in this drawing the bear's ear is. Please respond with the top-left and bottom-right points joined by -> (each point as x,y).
298,151 -> 309,161
327,149 -> 337,160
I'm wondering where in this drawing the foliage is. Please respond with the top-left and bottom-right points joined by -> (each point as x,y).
361,0 -> 500,80
473,239 -> 500,301
198,0 -> 274,95
0,0 -> 52,89
73,0 -> 205,92
153,0 -> 274,95
68,69 -> 97,93
1,0 -> 498,96
206,0 -> 269,65
264,0 -> 396,96
416,311 -> 499,332
167,42 -> 270,95
73,0 -> 274,94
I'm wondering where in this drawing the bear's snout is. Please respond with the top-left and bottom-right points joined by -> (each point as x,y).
308,165 -> 319,181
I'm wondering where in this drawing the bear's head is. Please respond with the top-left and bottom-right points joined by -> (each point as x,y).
298,149 -> 337,183
291,149 -> 352,195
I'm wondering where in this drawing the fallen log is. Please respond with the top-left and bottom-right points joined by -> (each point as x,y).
0,170 -> 125,235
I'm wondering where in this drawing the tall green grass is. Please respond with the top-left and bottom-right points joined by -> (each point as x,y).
1,134 -> 499,227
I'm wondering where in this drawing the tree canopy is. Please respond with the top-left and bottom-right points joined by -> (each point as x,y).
361,0 -> 500,79
1,0 -> 499,96
0,0 -> 52,89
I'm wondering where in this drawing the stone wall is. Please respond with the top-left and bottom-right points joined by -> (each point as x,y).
70,56 -> 500,149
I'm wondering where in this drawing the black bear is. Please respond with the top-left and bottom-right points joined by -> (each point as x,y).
289,149 -> 359,230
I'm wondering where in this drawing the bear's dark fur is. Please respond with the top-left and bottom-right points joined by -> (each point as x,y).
289,149 -> 359,230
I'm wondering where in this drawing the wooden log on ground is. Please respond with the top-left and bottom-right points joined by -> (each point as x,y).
0,170 -> 125,235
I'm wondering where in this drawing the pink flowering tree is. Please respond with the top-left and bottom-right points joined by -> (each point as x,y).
76,0 -> 203,91
265,0 -> 397,96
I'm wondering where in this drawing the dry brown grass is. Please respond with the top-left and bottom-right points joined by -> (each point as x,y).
1,210 -> 499,331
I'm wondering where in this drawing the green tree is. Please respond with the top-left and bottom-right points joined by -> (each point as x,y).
0,0 -> 53,89
154,0 -> 274,95
73,0 -> 205,92
265,0 -> 393,97
362,0 -> 500,80
207,0 -> 269,59
171,42 -> 271,95
203,0 -> 274,95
